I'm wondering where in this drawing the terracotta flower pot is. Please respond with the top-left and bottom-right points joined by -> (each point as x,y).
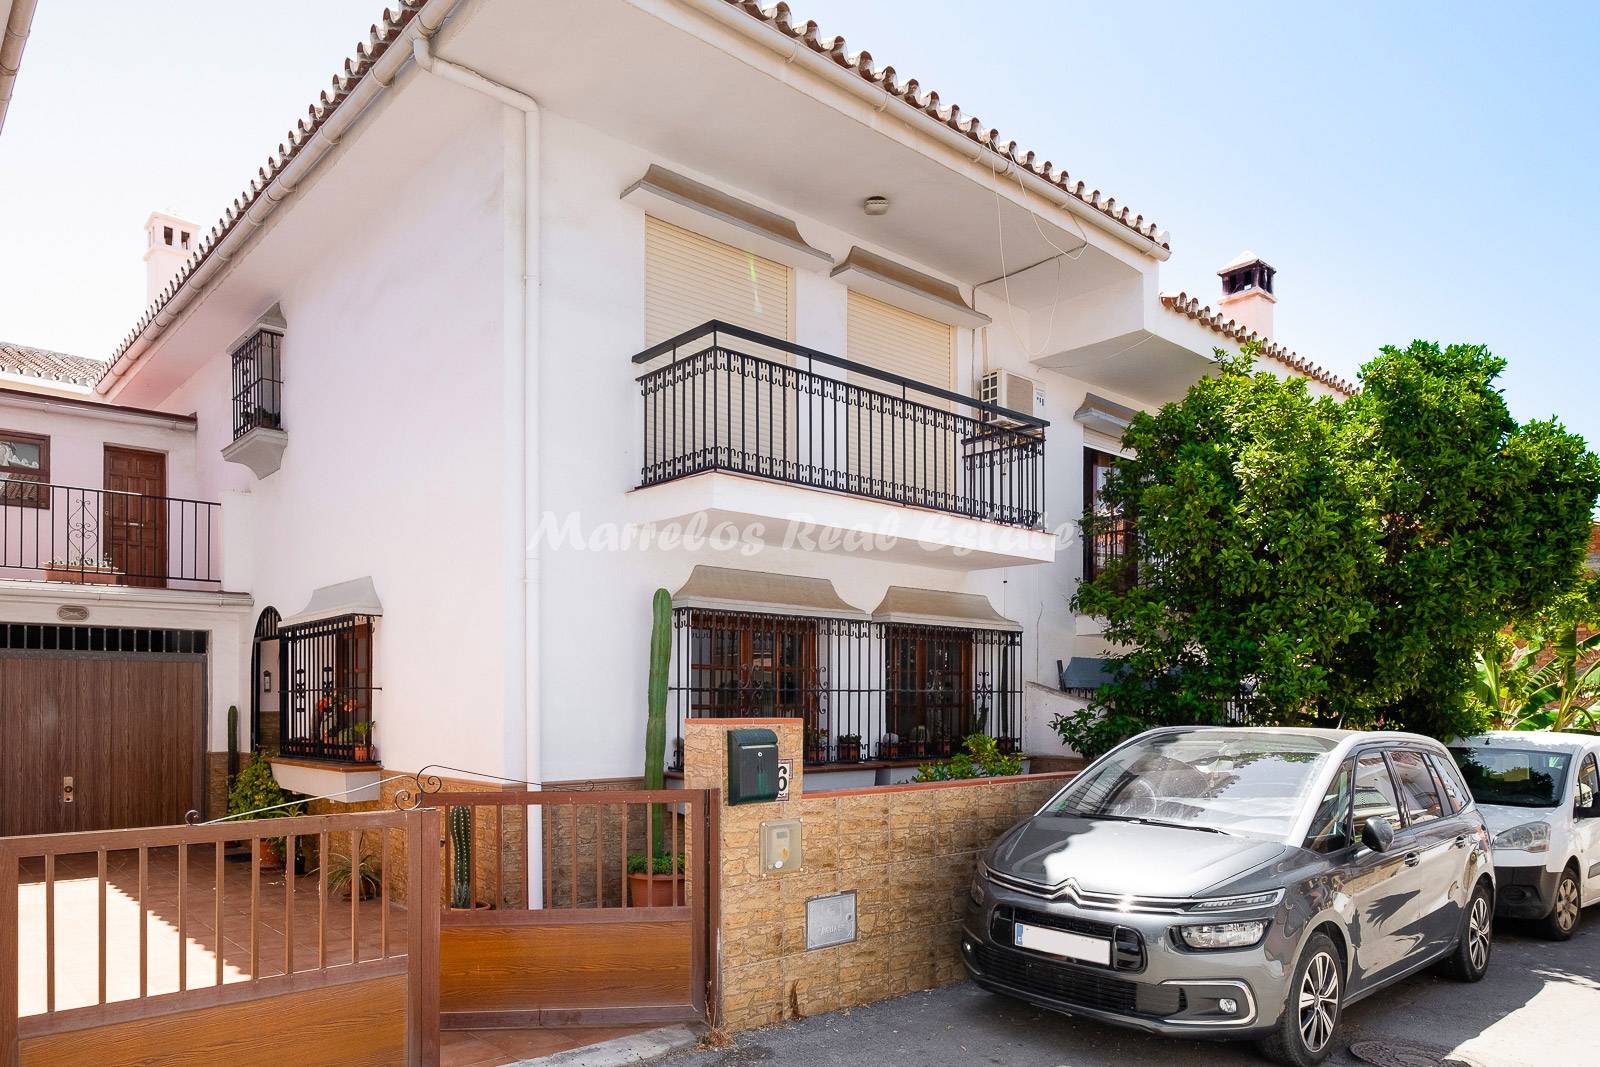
44,565 -> 120,585
837,741 -> 862,763
627,871 -> 684,907
258,839 -> 286,871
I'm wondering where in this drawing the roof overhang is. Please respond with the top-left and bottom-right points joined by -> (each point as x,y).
281,576 -> 384,630
672,565 -> 866,619
869,586 -> 1020,632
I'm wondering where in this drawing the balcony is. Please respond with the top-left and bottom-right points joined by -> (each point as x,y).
632,322 -> 1058,569
0,482 -> 222,590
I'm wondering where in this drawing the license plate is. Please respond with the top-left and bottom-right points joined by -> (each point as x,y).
1013,922 -> 1111,966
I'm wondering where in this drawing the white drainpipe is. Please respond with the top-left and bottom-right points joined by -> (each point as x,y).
411,35 -> 545,905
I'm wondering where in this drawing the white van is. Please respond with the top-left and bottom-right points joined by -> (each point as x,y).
1450,732 -> 1600,938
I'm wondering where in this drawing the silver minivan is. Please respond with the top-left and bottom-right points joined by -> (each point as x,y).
964,727 -> 1495,1066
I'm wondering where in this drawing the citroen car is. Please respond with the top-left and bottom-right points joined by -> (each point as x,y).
963,727 -> 1495,1066
1451,731 -> 1600,938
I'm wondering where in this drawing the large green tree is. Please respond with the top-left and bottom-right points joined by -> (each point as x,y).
1059,341 -> 1599,757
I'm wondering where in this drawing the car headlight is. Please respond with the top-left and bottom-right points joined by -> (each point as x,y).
1185,889 -> 1285,913
1492,822 -> 1551,853
969,872 -> 987,907
1179,920 -> 1268,950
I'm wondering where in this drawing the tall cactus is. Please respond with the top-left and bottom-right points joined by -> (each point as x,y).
448,806 -> 473,909
644,588 -> 672,850
227,704 -> 240,780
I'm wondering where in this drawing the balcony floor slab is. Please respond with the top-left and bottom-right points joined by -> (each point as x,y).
627,471 -> 1058,570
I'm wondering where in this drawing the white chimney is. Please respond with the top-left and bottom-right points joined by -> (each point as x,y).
143,210 -> 199,306
1217,251 -> 1276,339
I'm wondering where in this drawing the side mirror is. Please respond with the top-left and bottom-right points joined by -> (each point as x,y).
1576,802 -> 1600,821
1361,816 -> 1395,853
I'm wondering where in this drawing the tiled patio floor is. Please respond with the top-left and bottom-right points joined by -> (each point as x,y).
15,846 -> 641,1067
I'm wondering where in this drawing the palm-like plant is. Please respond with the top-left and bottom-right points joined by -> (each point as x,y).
1475,572 -> 1600,732
1511,624 -> 1600,732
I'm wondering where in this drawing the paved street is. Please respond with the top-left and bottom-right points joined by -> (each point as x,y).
663,919 -> 1599,1067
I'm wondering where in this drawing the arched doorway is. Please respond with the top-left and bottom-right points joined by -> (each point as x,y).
251,606 -> 283,753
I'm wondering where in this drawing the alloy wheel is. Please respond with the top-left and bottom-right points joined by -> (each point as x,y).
1298,950 -> 1340,1053
1467,894 -> 1492,971
1554,876 -> 1580,933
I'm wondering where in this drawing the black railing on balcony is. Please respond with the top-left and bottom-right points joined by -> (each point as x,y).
635,321 -> 1048,528
666,606 -> 1022,770
231,327 -> 284,441
0,481 -> 221,588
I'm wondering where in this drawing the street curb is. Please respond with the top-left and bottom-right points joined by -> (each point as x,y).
503,1024 -> 706,1067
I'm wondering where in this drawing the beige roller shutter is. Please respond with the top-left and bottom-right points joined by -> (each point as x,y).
645,216 -> 790,346
844,291 -> 956,499
643,217 -> 794,476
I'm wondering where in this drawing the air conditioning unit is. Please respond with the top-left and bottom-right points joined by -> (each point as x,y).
979,370 -> 1045,426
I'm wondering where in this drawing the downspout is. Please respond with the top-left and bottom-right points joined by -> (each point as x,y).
0,0 -> 39,136
411,35 -> 544,904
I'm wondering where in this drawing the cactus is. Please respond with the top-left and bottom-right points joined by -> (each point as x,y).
644,588 -> 672,850
448,805 -> 473,909
227,704 -> 240,780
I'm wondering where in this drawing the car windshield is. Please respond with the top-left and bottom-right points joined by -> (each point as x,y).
1448,747 -> 1571,809
1045,730 -> 1337,840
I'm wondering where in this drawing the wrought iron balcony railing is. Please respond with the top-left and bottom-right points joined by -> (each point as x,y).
231,327 -> 284,441
634,321 -> 1048,528
0,482 -> 221,588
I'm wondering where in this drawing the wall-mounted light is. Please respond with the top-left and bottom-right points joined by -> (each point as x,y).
262,670 -> 272,694
863,195 -> 890,217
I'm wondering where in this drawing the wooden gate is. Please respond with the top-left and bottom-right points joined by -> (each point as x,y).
421,789 -> 718,1029
0,809 -> 441,1067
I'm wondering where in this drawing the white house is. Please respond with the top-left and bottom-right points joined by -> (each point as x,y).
0,0 -> 1353,837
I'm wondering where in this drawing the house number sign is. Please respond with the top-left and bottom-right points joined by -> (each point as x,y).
805,890 -> 857,950
776,760 -> 792,801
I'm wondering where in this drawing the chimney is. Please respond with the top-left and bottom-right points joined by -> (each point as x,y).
1217,251 -> 1276,339
143,211 -> 199,305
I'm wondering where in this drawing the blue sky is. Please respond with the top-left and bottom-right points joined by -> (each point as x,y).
1,2 -> 1594,450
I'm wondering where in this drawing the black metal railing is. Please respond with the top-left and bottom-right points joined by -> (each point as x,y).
635,321 -> 1047,528
667,606 -> 1023,770
280,614 -> 379,764
1083,513 -> 1137,591
0,481 -> 221,587
231,327 -> 284,440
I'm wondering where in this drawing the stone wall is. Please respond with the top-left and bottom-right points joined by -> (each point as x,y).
683,718 -> 1074,1032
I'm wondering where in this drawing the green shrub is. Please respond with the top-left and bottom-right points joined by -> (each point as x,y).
627,851 -> 684,875
912,733 -> 1025,783
227,752 -> 300,818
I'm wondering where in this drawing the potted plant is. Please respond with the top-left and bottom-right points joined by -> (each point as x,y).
930,724 -> 954,759
226,753 -> 303,871
837,734 -> 862,763
880,733 -> 902,760
909,724 -> 929,758
447,805 -> 492,910
43,556 -> 122,585
322,844 -> 383,900
627,849 -> 685,907
805,728 -> 829,764
351,720 -> 375,763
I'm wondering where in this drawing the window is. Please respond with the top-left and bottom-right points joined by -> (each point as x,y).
1353,751 -> 1402,835
886,625 -> 975,751
1576,754 -> 1598,811
1448,747 -> 1572,809
280,614 -> 376,762
1390,750 -> 1445,825
1426,751 -> 1470,814
687,612 -> 817,721
1083,448 -> 1135,590
231,328 -> 284,440
0,428 -> 49,508
1306,763 -> 1354,853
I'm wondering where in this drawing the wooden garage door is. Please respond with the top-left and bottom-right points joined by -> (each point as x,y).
0,652 -> 203,837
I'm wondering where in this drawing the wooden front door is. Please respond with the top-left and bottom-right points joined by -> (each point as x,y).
103,445 -> 167,588
0,652 -> 203,836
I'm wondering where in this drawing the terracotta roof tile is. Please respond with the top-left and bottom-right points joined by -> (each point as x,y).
0,341 -> 108,386
1160,292 -> 1356,397
99,2 -> 428,384
726,1 -> 1169,252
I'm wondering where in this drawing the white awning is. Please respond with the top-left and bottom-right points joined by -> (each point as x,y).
672,565 -> 867,619
869,586 -> 1021,631
280,576 -> 384,630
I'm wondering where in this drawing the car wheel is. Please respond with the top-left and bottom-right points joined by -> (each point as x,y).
1258,932 -> 1342,1067
1538,868 -> 1582,941
1439,880 -> 1493,981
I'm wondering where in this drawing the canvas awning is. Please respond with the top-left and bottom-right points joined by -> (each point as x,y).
280,576 -> 384,630
868,587 -> 1021,632
1059,656 -> 1121,693
671,566 -> 867,619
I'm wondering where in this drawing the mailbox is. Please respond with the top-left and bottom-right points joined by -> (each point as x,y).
727,727 -> 780,805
